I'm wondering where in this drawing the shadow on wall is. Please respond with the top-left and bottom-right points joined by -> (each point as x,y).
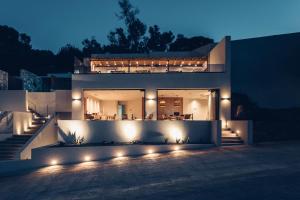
232,93 -> 300,143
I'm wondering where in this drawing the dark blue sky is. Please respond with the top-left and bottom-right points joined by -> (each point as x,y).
0,0 -> 299,52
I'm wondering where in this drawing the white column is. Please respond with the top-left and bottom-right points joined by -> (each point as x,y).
145,89 -> 157,120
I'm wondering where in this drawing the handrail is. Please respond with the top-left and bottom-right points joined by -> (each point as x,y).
16,115 -> 56,160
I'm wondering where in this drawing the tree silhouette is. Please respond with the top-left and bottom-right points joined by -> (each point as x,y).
170,35 -> 214,51
146,25 -> 175,52
56,44 -> 83,73
82,37 -> 103,56
107,0 -> 147,53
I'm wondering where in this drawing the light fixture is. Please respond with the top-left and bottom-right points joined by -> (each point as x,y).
72,98 -> 82,101
50,159 -> 58,165
116,152 -> 124,157
147,149 -> 154,154
221,97 -> 231,101
84,155 -> 91,162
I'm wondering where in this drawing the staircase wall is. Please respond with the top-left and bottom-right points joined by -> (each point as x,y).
13,112 -> 32,135
228,120 -> 253,144
19,117 -> 57,160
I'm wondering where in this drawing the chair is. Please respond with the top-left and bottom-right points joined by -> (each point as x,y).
122,114 -> 128,120
146,113 -> 153,120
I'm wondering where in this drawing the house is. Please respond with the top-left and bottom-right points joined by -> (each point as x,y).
0,36 -> 252,161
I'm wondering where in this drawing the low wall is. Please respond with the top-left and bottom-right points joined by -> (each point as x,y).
27,92 -> 56,116
228,120 -> 253,144
211,120 -> 222,146
58,120 -> 216,144
0,90 -> 27,112
0,144 -> 213,175
19,117 -> 58,160
13,112 -> 32,135
27,91 -> 72,116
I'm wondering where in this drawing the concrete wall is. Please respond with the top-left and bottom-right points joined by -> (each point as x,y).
55,90 -> 72,112
19,117 -> 58,160
13,112 -> 32,135
0,143 -> 213,175
27,90 -> 71,116
211,120 -> 222,146
209,36 -> 231,123
0,90 -> 27,112
28,92 -> 56,116
58,120 -> 216,144
228,120 -> 253,145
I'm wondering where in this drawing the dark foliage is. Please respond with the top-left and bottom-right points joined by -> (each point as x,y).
232,92 -> 300,143
169,35 -> 214,51
0,0 -> 214,75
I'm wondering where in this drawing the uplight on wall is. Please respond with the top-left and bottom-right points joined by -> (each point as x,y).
50,159 -> 58,166
116,152 -> 124,157
147,149 -> 154,154
84,155 -> 91,162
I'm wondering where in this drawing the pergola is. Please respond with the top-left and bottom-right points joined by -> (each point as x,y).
90,57 -> 208,73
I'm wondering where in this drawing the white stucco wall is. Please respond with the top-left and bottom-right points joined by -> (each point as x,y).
13,112 -> 32,135
19,117 -> 58,160
228,120 -> 253,145
55,90 -> 72,112
58,120 -> 215,144
27,90 -> 71,116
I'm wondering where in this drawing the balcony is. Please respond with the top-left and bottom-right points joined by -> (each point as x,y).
74,58 -> 225,74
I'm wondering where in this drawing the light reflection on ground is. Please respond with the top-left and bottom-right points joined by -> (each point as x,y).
1,143 -> 300,200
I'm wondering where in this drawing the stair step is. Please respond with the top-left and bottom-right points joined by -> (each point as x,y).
222,140 -> 243,144
222,143 -> 244,146
222,136 -> 241,140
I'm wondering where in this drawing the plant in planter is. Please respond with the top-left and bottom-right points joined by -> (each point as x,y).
182,136 -> 190,144
66,131 -> 85,145
164,137 -> 169,144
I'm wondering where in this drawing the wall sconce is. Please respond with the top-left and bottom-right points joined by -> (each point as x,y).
146,97 -> 156,101
221,97 -> 231,101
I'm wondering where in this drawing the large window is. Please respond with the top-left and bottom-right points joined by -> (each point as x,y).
83,90 -> 145,120
157,90 -> 218,120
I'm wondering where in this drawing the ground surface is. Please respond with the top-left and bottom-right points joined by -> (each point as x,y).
1,142 -> 300,200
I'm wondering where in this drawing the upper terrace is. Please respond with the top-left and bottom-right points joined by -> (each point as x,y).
74,37 -> 230,74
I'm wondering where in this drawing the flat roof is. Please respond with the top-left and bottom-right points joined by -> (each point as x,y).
91,43 -> 216,60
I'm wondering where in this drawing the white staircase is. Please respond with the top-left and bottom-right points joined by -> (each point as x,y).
222,128 -> 244,146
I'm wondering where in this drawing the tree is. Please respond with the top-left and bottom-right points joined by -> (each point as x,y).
146,25 -> 175,52
56,44 -> 83,73
82,37 -> 103,56
107,0 -> 147,53
169,35 -> 214,51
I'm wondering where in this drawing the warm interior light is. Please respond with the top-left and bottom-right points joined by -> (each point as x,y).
236,130 -> 240,134
174,146 -> 180,151
84,155 -> 91,162
50,159 -> 58,165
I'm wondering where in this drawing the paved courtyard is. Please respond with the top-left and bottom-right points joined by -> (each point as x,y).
1,142 -> 300,200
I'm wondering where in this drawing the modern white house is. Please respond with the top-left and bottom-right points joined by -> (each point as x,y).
0,36 -> 253,166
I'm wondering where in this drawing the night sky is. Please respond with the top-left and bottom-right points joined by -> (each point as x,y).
0,0 -> 299,52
